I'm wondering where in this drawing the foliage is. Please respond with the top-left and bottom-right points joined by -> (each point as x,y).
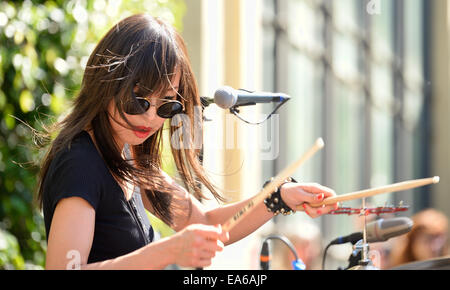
0,228 -> 25,269
0,0 -> 185,269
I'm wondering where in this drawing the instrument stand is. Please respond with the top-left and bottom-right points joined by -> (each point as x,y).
347,240 -> 379,270
348,198 -> 379,270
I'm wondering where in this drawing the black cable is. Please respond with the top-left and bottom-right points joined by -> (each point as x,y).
260,235 -> 300,270
322,242 -> 332,270
229,97 -> 290,125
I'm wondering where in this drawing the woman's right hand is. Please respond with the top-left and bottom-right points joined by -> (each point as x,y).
171,224 -> 229,268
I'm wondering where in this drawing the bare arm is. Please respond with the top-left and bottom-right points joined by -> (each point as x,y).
140,170 -> 210,231
46,197 -> 227,270
205,183 -> 339,245
205,196 -> 273,245
142,173 -> 338,246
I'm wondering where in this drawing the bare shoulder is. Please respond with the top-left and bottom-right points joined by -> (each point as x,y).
50,197 -> 96,239
55,196 -> 96,214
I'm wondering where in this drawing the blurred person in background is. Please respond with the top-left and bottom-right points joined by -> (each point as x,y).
388,209 -> 449,268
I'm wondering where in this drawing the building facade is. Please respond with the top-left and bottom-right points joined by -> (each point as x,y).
182,0 -> 450,269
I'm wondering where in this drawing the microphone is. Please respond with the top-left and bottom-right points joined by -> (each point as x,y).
213,86 -> 290,109
329,217 -> 413,245
365,217 -> 413,242
322,217 -> 413,269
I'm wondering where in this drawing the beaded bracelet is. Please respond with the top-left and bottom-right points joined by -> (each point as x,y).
263,177 -> 298,216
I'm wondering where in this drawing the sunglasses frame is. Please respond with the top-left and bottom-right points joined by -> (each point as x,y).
125,90 -> 185,118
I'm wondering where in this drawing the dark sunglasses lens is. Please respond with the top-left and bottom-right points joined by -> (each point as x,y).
157,102 -> 183,118
124,98 -> 150,115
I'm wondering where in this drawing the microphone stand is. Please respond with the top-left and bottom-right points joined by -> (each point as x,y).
346,240 -> 378,270
347,198 -> 379,270
197,91 -> 291,270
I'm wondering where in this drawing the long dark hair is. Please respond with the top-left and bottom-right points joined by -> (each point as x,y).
36,14 -> 224,226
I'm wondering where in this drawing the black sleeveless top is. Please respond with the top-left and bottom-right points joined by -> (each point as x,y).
42,130 -> 154,264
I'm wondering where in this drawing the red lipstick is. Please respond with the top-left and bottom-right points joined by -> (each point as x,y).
133,126 -> 152,139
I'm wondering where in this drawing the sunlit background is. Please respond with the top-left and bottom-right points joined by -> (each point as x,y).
0,0 -> 449,270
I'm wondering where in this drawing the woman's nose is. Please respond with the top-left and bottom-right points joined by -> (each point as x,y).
144,105 -> 158,120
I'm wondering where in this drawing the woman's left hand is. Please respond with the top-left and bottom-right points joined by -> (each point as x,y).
280,182 -> 339,218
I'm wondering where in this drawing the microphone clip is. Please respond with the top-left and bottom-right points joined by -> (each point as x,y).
345,239 -> 378,270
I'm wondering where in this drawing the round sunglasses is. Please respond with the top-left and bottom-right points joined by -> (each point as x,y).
123,90 -> 185,118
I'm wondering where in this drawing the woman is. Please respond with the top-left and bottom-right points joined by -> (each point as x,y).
38,14 -> 338,270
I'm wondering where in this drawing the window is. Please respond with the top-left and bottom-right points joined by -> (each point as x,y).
262,0 -> 430,266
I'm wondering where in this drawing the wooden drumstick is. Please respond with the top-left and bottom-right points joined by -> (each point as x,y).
221,138 -> 325,232
296,176 -> 440,211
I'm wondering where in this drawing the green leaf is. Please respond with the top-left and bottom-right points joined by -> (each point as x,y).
19,89 -> 35,113
0,0 -> 186,269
